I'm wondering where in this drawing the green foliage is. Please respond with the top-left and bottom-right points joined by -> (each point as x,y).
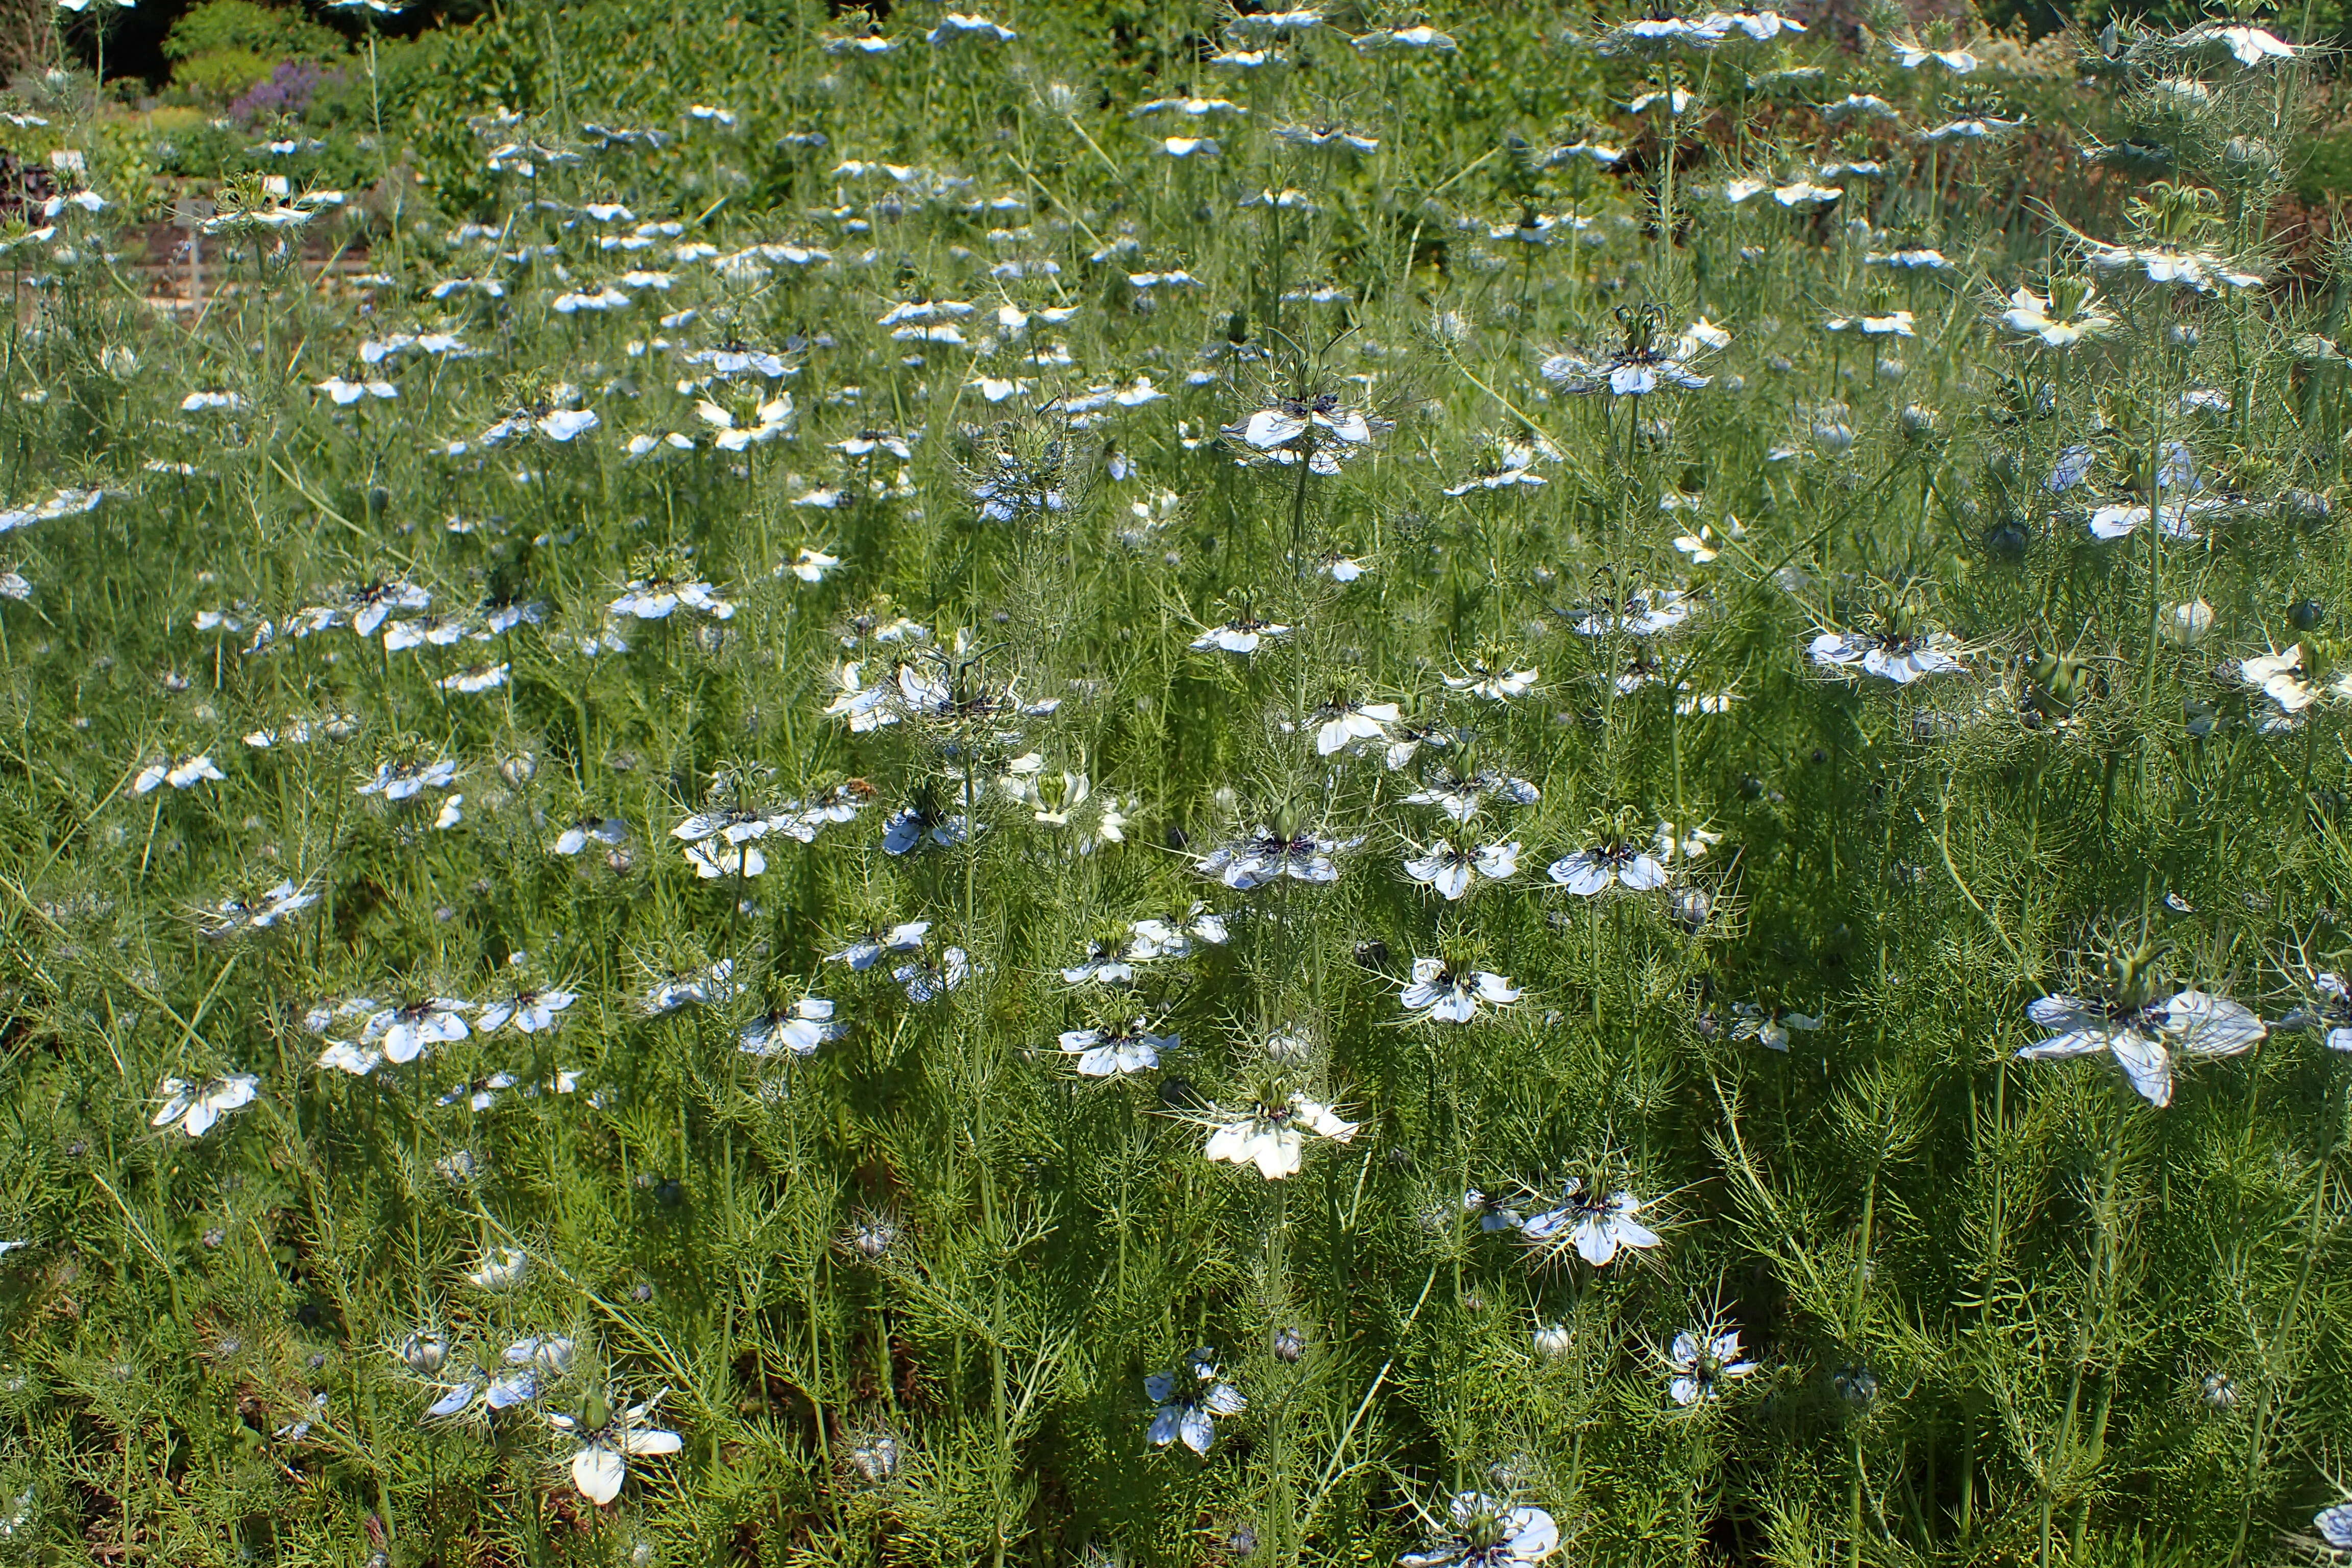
6,3 -> 2352,1566
161,0 -> 347,63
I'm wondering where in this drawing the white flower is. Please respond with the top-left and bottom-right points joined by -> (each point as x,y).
784,547 -> 841,582
1522,1180 -> 1663,1266
2317,1503 -> 2352,1550
134,753 -> 226,794
201,878 -> 320,938
357,758 -> 458,800
363,997 -> 473,1064
1199,826 -> 1355,889
1203,1093 -> 1358,1178
1401,958 -> 1521,1023
826,922 -> 930,970
151,1073 -> 260,1137
1442,662 -> 1538,701
1669,1327 -> 1758,1404
2178,23 -> 2297,65
610,577 -> 735,621
1731,1004 -> 1823,1051
1823,311 -> 1915,337
1145,1350 -> 1245,1453
553,817 -> 629,855
1548,835 -> 1670,896
927,12 -> 1015,43
1315,697 -> 1401,756
2087,244 -> 2263,293
1891,42 -> 1977,71
643,959 -> 737,1014
2291,972 -> 2352,1052
2017,989 -> 2265,1107
478,987 -> 577,1035
893,947 -> 971,1002
1673,518 -> 1744,563
1354,23 -> 1454,50
1401,1493 -> 1560,1567
883,804 -> 970,856
1402,768 -> 1540,823
464,1247 -> 530,1291
550,1391 -> 683,1506
315,376 -> 398,405
740,998 -> 845,1057
1808,627 -> 1965,684
1128,904 -> 1230,958
1571,589 -> 1696,638
1185,616 -> 1298,653
1542,312 -> 1722,396
2236,645 -> 2352,720
1060,1018 -> 1175,1076
1998,283 -> 2116,348
1403,838 -> 1520,900
181,390 -> 246,412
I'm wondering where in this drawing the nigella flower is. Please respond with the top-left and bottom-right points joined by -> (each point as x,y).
1669,1327 -> 1758,1405
1890,40 -> 1978,70
1998,278 -> 2116,349
1595,14 -> 1729,54
1808,607 -> 1966,684
151,1073 -> 260,1137
1129,904 -> 1231,957
826,921 -> 930,970
357,757 -> 458,800
363,996 -> 474,1063
2017,972 -> 2265,1107
552,817 -> 629,855
2175,22 -> 2297,64
1401,958 -> 1522,1023
1202,1092 -> 1359,1178
894,946 -> 971,1002
1917,113 -> 2025,141
1403,767 -> 1541,823
1398,1492 -> 1560,1566
1191,612 -> 1292,654
739,997 -> 845,1058
464,1246 -> 530,1291
1541,306 -> 1725,396
2282,972 -> 2352,1051
1548,824 -> 1669,896
643,959 -> 737,1014
1145,1349 -> 1245,1453
882,799 -> 972,855
2316,1503 -> 2352,1550
1199,821 -> 1357,889
477,985 -> 578,1035
1732,1004 -> 1822,1050
1522,1180 -> 1663,1266
1823,310 -> 1915,338
2235,644 -> 2352,723
1314,694 -> 1402,756
1443,436 -> 1557,496
1219,391 -> 1389,473
1403,836 -> 1520,900
1462,1187 -> 1524,1232
609,575 -> 736,621
134,753 -> 226,794
550,1389 -> 683,1506
198,878 -> 318,939
927,12 -> 1015,43
1570,587 -> 1698,639
1442,660 -> 1538,701
1060,1017 -> 1176,1077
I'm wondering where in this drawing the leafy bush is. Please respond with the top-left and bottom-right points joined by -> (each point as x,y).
7,4 -> 2352,1567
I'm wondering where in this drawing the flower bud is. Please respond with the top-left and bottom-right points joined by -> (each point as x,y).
1531,1323 -> 1572,1359
2161,599 -> 2214,646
